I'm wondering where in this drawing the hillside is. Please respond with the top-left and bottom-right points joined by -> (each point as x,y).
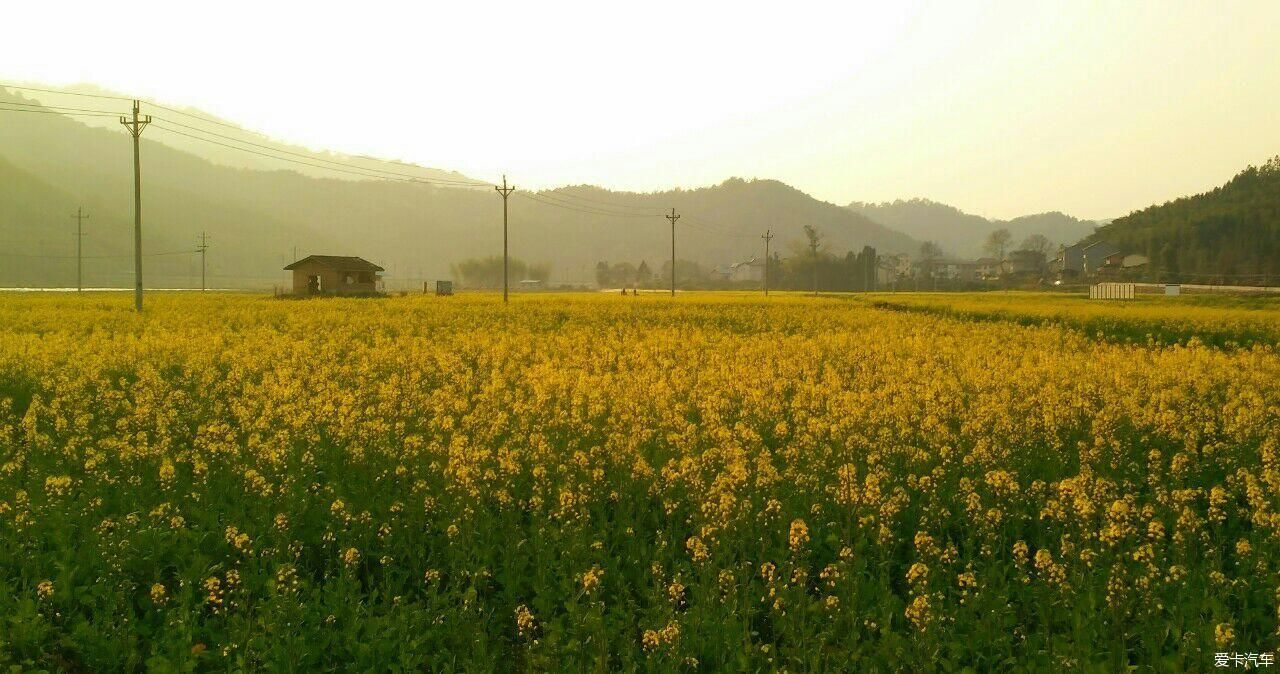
1090,157 -> 1280,282
847,198 -> 1098,257
0,89 -> 914,288
4,84 -> 480,186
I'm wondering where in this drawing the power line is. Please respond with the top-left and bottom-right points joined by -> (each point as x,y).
3,86 -> 773,262
150,116 -> 490,186
0,99 -> 129,115
0,250 -> 197,259
144,105 -> 495,188
3,83 -> 498,189
537,189 -> 665,213
145,100 -> 270,133
0,105 -> 120,118
2,83 -> 501,191
142,123 -> 678,244
151,123 -> 437,182
682,214 -> 758,239
517,191 -> 661,218
0,83 -> 133,101
150,122 -> 495,188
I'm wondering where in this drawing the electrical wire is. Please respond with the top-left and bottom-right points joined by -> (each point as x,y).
151,123 -> 471,184
1,84 -> 771,246
0,105 -> 120,119
0,250 -> 198,260
150,116 -> 491,186
0,100 -> 128,115
0,83 -> 133,101
518,191 -> 662,218
538,189 -> 664,212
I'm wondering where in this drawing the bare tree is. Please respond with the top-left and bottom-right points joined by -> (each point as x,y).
984,228 -> 1012,261
804,225 -> 823,295
1020,233 -> 1053,257
918,240 -> 942,289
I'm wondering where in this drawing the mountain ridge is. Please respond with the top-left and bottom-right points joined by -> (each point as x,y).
0,87 -> 916,288
847,197 -> 1100,258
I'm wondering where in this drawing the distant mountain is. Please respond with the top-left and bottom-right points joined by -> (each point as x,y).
1089,157 -> 1280,282
847,198 -> 1099,258
0,87 -> 914,288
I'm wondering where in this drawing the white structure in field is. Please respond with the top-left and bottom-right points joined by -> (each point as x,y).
1090,282 -> 1135,299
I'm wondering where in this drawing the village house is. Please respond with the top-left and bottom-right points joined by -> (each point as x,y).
284,255 -> 384,296
728,257 -> 765,283
1051,243 -> 1085,278
1004,249 -> 1046,277
1080,241 -> 1120,277
974,257 -> 1001,279
1054,241 -> 1128,280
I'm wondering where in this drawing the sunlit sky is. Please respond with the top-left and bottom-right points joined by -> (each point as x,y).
5,0 -> 1278,220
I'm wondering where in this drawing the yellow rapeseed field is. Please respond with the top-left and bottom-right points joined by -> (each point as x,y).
1,291 -> 1277,670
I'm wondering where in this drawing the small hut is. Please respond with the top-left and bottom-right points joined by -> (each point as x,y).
284,255 -> 384,296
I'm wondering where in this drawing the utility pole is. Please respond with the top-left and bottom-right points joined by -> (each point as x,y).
119,100 -> 151,312
196,232 -> 210,291
494,175 -> 515,303
761,229 -> 774,296
666,208 -> 680,297
71,207 -> 88,292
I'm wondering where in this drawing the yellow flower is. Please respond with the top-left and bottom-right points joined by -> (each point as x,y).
905,594 -> 934,631
341,547 -> 361,567
581,566 -> 604,594
36,580 -> 54,600
906,562 -> 930,587
1012,540 -> 1029,565
788,518 -> 810,551
204,576 -> 224,612
514,604 -> 536,637
667,579 -> 686,605
686,536 -> 710,564
150,583 -> 168,605
1215,622 -> 1235,647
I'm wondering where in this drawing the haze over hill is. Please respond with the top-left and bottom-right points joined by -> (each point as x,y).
846,198 -> 1101,258
0,87 -> 914,288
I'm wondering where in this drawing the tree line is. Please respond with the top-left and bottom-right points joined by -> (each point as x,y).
1091,156 -> 1280,284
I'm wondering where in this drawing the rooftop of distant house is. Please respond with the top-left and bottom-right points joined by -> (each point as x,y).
283,255 -> 385,272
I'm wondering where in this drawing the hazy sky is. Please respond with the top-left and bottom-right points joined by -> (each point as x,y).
4,0 -> 1278,220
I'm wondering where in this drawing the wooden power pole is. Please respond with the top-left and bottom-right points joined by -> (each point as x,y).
761,229 -> 773,296
119,100 -> 150,311
72,207 -> 88,292
197,232 -> 210,291
494,175 -> 515,303
666,208 -> 680,297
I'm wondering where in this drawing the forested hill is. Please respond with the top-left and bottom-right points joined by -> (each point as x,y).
1091,157 -> 1280,283
0,88 -> 915,289
847,198 -> 1098,258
